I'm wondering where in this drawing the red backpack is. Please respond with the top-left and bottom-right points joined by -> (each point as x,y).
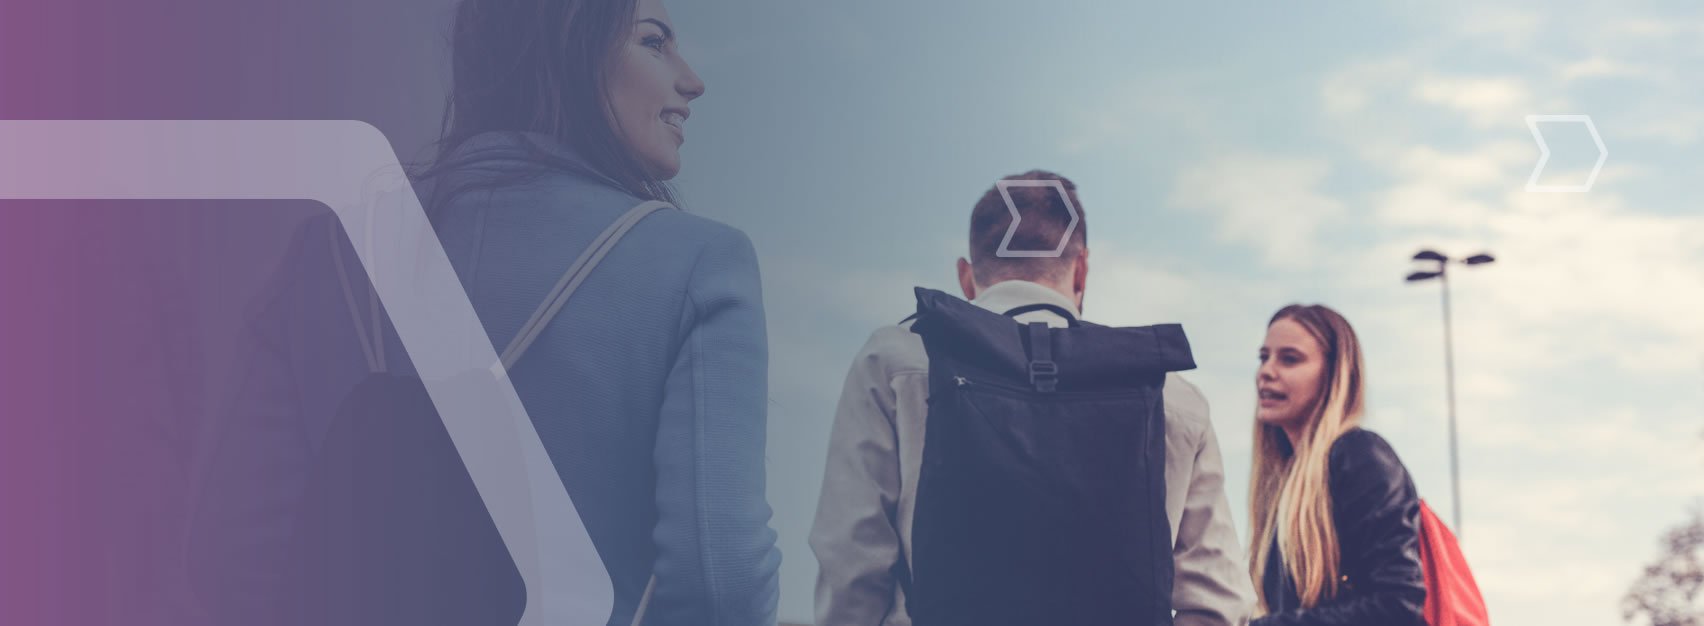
1417,500 -> 1491,626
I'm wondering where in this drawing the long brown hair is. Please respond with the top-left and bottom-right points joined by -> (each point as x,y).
1248,304 -> 1367,613
420,0 -> 677,206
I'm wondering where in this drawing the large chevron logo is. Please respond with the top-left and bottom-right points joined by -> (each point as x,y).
0,120 -> 611,626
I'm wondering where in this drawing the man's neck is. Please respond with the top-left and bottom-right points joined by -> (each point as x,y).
971,280 -> 1080,315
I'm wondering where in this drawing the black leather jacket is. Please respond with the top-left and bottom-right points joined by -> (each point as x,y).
1252,429 -> 1427,626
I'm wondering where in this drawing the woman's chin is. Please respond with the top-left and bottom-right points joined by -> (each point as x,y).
1255,411 -> 1292,428
639,147 -> 681,181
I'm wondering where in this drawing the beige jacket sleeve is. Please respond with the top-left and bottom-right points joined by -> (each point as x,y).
809,329 -> 912,626
1166,381 -> 1258,626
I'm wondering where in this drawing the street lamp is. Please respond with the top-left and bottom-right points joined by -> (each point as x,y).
1405,249 -> 1495,538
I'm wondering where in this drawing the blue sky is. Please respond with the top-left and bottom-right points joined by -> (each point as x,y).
665,1 -> 1704,623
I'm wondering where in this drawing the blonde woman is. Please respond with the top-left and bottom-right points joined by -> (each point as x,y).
1248,305 -> 1427,626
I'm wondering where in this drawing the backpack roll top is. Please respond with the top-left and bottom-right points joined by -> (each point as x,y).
904,287 -> 1196,626
909,286 -> 1196,392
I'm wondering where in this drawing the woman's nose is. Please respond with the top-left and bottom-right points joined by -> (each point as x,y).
678,59 -> 706,101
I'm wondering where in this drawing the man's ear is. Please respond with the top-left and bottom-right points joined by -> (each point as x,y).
956,257 -> 978,300
1071,248 -> 1089,312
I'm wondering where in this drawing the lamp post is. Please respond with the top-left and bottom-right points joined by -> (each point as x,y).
1405,249 -> 1495,537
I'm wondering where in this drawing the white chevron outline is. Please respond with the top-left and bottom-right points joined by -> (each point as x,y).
1526,114 -> 1608,193
994,178 -> 1080,258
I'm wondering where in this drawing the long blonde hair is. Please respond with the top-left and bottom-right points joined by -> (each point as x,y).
1248,304 -> 1367,613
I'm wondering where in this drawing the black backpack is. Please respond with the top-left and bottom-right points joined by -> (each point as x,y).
283,201 -> 672,626
903,287 -> 1197,626
286,371 -> 526,626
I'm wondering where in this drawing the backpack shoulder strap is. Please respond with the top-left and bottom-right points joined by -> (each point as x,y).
329,216 -> 386,372
498,200 -> 674,369
494,199 -> 673,625
630,576 -> 657,626
334,200 -> 675,374
904,302 -> 1077,327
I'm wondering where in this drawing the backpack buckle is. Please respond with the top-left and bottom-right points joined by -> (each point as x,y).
1028,360 -> 1059,392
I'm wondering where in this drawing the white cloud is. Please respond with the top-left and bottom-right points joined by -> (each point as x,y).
1377,184 -> 1500,229
1392,141 -> 1533,188
1558,56 -> 1663,82
1059,75 -> 1234,156
1317,61 -> 1542,158
1605,17 -> 1704,41
1346,200 -> 1704,452
1086,244 -> 1286,327
1412,75 -> 1534,129
1617,108 -> 1704,146
1458,6 -> 1545,46
1370,141 -> 1535,228
1480,197 -> 1704,361
1320,57 -> 1415,116
1168,154 -> 1345,270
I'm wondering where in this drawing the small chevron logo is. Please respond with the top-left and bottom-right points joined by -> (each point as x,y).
993,178 -> 1081,258
1526,114 -> 1607,193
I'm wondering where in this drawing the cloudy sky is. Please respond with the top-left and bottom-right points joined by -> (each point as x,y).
658,1 -> 1704,623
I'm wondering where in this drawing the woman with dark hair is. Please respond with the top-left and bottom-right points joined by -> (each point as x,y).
189,1 -> 781,624
1246,305 -> 1427,626
424,0 -> 696,204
